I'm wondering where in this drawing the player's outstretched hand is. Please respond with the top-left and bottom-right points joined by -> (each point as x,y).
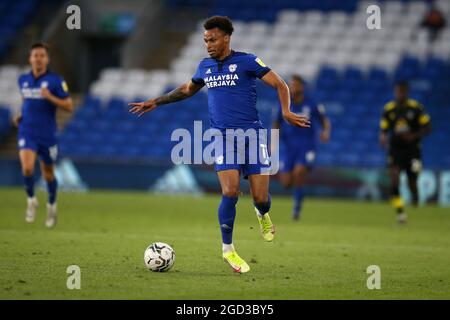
128,99 -> 158,117
283,112 -> 311,128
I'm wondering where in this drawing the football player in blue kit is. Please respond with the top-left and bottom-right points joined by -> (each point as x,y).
129,16 -> 310,273
13,42 -> 73,228
273,75 -> 331,221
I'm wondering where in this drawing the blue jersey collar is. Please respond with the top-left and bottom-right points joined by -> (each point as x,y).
214,49 -> 235,62
29,68 -> 50,81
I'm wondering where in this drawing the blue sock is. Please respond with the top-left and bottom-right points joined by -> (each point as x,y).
293,187 -> 303,218
47,179 -> 58,205
254,194 -> 271,215
23,175 -> 35,198
218,195 -> 238,245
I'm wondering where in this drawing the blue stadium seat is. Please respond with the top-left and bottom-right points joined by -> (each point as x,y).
61,46 -> 450,168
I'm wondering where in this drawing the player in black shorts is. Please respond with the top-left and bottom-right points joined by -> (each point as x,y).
379,81 -> 432,224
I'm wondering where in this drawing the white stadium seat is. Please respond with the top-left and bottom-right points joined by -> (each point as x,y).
84,2 -> 450,102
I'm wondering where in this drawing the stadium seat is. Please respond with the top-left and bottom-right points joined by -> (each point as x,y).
56,1 -> 450,169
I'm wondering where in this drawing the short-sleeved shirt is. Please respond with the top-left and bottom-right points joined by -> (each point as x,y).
191,50 -> 271,130
18,70 -> 69,144
380,99 -> 431,151
276,95 -> 326,151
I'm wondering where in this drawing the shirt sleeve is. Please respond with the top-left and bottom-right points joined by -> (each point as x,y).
246,54 -> 271,79
312,102 -> 326,122
191,61 -> 205,85
53,76 -> 70,99
380,109 -> 390,132
417,105 -> 431,127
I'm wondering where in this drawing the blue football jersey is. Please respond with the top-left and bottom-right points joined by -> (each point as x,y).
276,95 -> 325,149
18,70 -> 69,142
191,50 -> 271,130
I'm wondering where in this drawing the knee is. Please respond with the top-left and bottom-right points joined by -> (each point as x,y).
279,175 -> 292,188
22,167 -> 34,177
222,186 -> 239,197
280,179 -> 292,189
42,169 -> 55,181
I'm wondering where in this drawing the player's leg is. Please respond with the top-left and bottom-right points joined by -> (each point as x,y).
40,161 -> 58,228
291,164 -> 308,221
19,149 -> 38,222
38,144 -> 58,228
278,150 -> 296,219
389,165 -> 406,224
217,169 -> 249,273
291,149 -> 315,220
249,174 -> 275,242
407,158 -> 421,207
278,172 -> 293,188
278,150 -> 294,189
407,171 -> 419,207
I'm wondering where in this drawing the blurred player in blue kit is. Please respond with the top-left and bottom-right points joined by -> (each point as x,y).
273,75 -> 331,221
14,42 -> 73,228
129,16 -> 310,273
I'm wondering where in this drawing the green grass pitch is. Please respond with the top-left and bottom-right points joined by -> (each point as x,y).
1,187 -> 449,299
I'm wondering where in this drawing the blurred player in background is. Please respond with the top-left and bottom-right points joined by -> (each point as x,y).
273,75 -> 331,221
129,16 -> 309,273
379,81 -> 431,224
13,42 -> 73,228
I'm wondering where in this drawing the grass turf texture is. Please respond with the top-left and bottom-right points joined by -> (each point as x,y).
1,187 -> 449,300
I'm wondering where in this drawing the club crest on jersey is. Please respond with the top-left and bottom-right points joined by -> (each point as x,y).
228,64 -> 237,72
23,82 -> 29,88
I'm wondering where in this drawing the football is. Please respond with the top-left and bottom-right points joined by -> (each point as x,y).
144,242 -> 175,272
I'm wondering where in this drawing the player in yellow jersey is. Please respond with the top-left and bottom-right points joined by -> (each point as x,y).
379,81 -> 431,224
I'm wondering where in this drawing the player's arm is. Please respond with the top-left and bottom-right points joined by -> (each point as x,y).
129,80 -> 204,117
13,112 -> 22,127
379,107 -> 391,148
41,88 -> 73,112
417,118 -> 432,137
13,97 -> 23,127
261,70 -> 310,128
319,115 -> 331,143
318,104 -> 331,143
406,108 -> 432,142
41,78 -> 73,112
416,107 -> 432,137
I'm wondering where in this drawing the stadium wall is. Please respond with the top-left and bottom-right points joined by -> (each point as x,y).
0,159 -> 449,206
